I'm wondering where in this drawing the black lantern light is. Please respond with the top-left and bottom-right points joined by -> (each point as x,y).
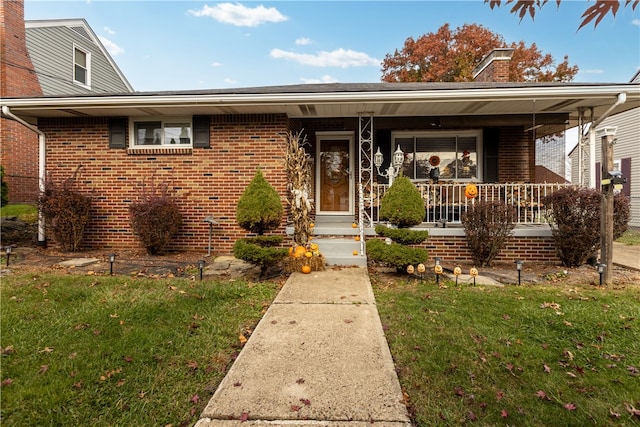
515,260 -> 524,286
198,259 -> 206,281
597,263 -> 606,286
5,246 -> 12,267
109,253 -> 116,275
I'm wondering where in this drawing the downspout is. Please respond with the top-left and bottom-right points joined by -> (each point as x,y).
1,106 -> 46,246
582,93 -> 627,188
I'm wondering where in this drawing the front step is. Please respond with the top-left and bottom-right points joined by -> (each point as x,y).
313,238 -> 367,267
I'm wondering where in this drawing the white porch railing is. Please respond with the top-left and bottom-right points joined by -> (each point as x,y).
367,183 -> 576,225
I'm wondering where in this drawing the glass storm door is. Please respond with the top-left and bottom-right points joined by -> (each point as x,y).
316,133 -> 354,214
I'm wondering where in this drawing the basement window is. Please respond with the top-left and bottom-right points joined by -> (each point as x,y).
131,118 -> 192,147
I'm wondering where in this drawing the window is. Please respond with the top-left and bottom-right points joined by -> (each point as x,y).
73,46 -> 90,87
391,131 -> 481,181
131,118 -> 192,147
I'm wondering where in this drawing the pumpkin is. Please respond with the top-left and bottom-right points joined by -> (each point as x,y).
288,246 -> 294,257
301,265 -> 312,274
406,265 -> 415,274
310,243 -> 318,251
353,250 -> 359,256
294,246 -> 307,258
354,235 -> 360,241
352,223 -> 358,228
434,265 -> 443,275
465,183 -> 478,199
470,267 -> 479,277
417,263 -> 426,273
453,267 -> 462,276
309,222 -> 315,228
304,251 -> 312,258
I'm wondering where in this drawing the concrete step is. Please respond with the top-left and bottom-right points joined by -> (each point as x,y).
314,238 -> 367,267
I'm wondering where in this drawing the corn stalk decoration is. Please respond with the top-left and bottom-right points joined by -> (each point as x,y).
284,130 -> 313,246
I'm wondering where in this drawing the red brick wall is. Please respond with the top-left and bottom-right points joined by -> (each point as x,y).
38,114 -> 291,254
498,127 -> 534,182
473,59 -> 511,83
425,235 -> 557,263
0,0 -> 43,203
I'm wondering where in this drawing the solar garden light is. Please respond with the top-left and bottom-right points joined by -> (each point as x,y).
109,253 -> 116,275
453,266 -> 462,287
433,257 -> 443,285
597,263 -> 606,286
406,265 -> 414,275
515,260 -> 524,286
198,259 -> 206,281
5,246 -> 12,267
470,267 -> 479,287
417,263 -> 426,281
374,145 -> 404,187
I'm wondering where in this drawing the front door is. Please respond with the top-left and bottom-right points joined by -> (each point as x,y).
316,132 -> 354,215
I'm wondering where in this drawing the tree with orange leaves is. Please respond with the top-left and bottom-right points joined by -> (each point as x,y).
381,23 -> 578,83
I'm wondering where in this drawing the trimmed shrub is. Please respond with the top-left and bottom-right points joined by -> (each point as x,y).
374,224 -> 429,245
378,176 -> 425,228
39,170 -> 92,252
233,237 -> 288,278
129,179 -> 182,255
236,169 -> 283,235
543,187 -> 630,267
366,238 -> 428,272
1,166 -> 8,207
461,200 -> 515,267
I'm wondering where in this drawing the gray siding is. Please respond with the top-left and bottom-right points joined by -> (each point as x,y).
25,25 -> 130,95
570,108 -> 640,227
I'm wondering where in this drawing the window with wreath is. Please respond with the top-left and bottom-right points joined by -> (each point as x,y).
131,119 -> 192,147
392,131 -> 481,181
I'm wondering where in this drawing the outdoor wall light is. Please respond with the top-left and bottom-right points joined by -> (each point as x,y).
5,246 -> 12,267
198,259 -> 206,281
597,263 -> 606,286
453,266 -> 462,287
109,253 -> 116,275
515,260 -> 524,286
374,145 -> 404,186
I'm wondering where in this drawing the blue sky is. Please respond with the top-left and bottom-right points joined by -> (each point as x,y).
25,0 -> 640,92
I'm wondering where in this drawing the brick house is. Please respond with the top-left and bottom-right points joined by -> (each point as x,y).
2,3 -> 639,264
0,0 -> 132,203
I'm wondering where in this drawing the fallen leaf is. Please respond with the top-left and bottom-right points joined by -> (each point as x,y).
240,412 -> 249,422
300,398 -> 311,406
496,390 -> 504,401
39,347 -> 54,353
73,381 -> 82,389
564,402 -> 577,411
290,404 -> 301,412
38,365 -> 49,374
68,352 -> 77,359
625,402 -> 640,417
467,411 -> 477,421
543,364 -> 551,373
239,335 -> 247,344
116,379 -> 126,387
190,394 -> 199,404
609,408 -> 621,418
627,366 -> 639,376
296,378 -> 305,384
501,409 -> 509,418
187,360 -> 198,370
233,381 -> 242,387
1,378 -> 14,387
535,390 -> 551,401
1,345 -> 15,355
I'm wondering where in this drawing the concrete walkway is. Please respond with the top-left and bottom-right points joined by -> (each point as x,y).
195,267 -> 411,427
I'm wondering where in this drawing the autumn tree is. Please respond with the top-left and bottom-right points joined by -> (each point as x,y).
381,23 -> 578,83
485,0 -> 639,30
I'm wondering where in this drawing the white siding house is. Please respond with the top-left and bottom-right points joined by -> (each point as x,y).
569,71 -> 640,227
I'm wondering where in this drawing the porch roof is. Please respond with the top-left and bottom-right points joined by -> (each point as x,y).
2,82 -> 639,130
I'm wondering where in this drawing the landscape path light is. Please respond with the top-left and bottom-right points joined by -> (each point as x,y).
453,266 -> 462,287
470,267 -> 479,287
417,263 -> 426,281
198,259 -> 206,281
597,263 -> 606,286
5,246 -> 12,268
374,145 -> 404,187
515,260 -> 524,286
433,258 -> 443,286
407,264 -> 415,276
109,253 -> 116,275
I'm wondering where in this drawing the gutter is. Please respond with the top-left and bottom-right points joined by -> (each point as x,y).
1,106 -> 46,246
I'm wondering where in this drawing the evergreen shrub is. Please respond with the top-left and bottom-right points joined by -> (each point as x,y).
236,169 -> 283,235
366,238 -> 428,272
378,176 -> 426,228
374,224 -> 429,245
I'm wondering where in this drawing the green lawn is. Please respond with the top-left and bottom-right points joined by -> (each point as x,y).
0,273 -> 279,426
0,203 -> 38,223
616,229 -> 640,246
372,276 -> 640,426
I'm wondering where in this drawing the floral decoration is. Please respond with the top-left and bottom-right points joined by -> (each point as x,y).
429,155 -> 441,167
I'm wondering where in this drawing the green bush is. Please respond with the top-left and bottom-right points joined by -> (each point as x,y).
233,237 -> 288,278
542,187 -> 630,267
1,166 -> 8,207
236,169 -> 283,235
39,170 -> 92,252
378,176 -> 425,227
374,224 -> 429,245
461,200 -> 515,267
129,179 -> 182,255
366,238 -> 428,272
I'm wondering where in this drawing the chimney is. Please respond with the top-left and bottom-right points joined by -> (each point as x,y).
472,48 -> 515,83
0,0 -> 42,96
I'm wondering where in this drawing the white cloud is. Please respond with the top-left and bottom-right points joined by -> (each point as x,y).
103,26 -> 115,35
270,48 -> 379,68
300,74 -> 338,84
580,69 -> 605,75
211,62 -> 223,67
98,36 -> 124,56
295,37 -> 311,46
188,3 -> 287,27
632,18 -> 640,26
224,77 -> 237,84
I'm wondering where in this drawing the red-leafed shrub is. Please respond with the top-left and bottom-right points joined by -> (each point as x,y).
129,179 -> 182,255
462,200 -> 516,267
39,168 -> 92,252
542,187 -> 630,267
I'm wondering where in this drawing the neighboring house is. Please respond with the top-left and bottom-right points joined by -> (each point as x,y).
568,70 -> 640,228
0,0 -> 132,203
